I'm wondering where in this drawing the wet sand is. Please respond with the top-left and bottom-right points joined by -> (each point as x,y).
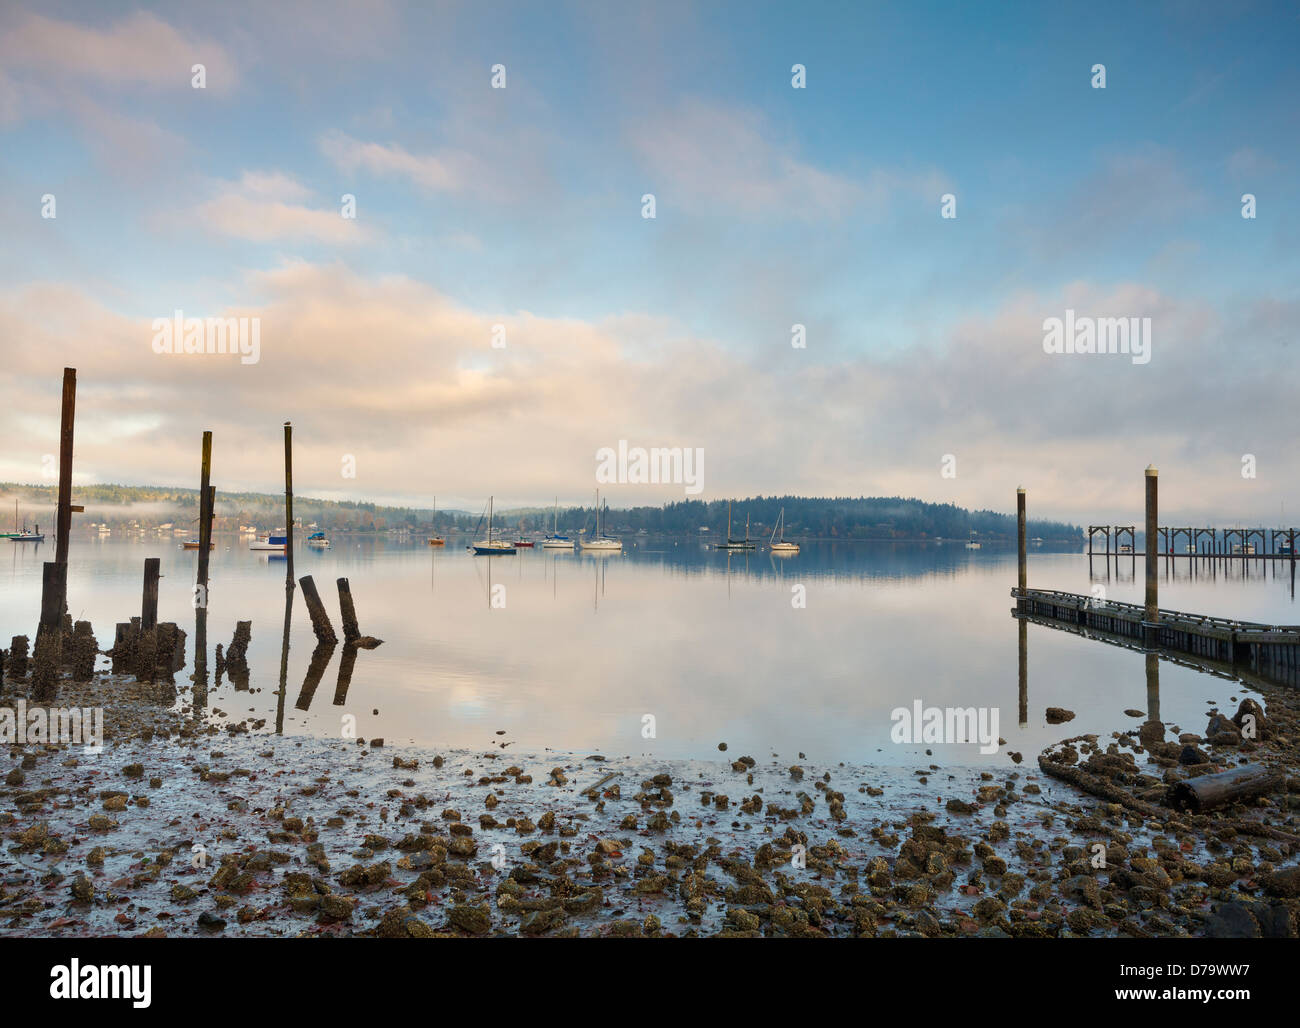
2,670 -> 1299,938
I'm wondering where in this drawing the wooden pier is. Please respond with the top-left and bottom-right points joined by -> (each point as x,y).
1087,524 -> 1297,558
1018,470 -> 1300,689
1012,587 -> 1300,685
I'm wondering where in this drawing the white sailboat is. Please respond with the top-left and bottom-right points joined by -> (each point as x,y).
542,496 -> 573,548
769,507 -> 799,553
579,489 -> 621,551
471,496 -> 516,555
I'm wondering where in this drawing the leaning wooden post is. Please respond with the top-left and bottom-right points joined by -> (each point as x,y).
298,574 -> 337,644
141,558 -> 160,630
197,431 -> 213,590
284,421 -> 295,588
337,577 -> 361,644
1016,486 -> 1027,605
1143,465 -> 1159,647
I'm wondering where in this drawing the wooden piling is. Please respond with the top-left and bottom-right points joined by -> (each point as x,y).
337,577 -> 361,643
32,561 -> 63,701
54,367 -> 76,599
1016,487 -> 1027,599
298,574 -> 337,645
1143,465 -> 1158,644
197,431 -> 213,589
141,557 -> 160,631
284,421 -> 294,587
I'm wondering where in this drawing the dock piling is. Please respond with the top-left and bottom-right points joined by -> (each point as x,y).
1143,465 -> 1159,647
1016,487 -> 1027,603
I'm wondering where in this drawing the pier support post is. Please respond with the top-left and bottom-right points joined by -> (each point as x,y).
1143,465 -> 1159,647
1016,487 -> 1027,606
197,431 -> 213,591
284,422 -> 295,588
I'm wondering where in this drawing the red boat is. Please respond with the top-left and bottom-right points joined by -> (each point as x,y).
513,539 -> 535,548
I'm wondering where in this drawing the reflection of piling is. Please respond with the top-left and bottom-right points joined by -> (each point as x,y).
1016,487 -> 1027,605
1143,466 -> 1159,647
1144,651 -> 1160,724
333,643 -> 358,706
337,578 -> 361,644
299,575 -> 338,645
295,641 -> 336,710
1017,617 -> 1028,726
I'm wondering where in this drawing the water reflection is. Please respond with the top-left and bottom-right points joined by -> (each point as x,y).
3,537 -> 1295,763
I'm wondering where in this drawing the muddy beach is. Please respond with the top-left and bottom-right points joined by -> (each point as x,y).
2,662 -> 1300,939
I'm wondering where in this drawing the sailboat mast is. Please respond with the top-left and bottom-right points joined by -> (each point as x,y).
488,496 -> 493,540
727,500 -> 732,539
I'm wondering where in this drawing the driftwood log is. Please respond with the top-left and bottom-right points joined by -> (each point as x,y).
1168,763 -> 1283,813
1038,753 -> 1300,845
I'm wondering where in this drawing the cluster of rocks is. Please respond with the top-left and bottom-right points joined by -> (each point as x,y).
1,667 -> 1298,938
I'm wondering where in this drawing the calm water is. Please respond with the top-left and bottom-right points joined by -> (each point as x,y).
2,536 -> 1296,764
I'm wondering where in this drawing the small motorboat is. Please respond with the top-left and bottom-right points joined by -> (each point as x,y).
250,534 -> 289,551
10,530 -> 44,543
428,536 -> 445,546
181,539 -> 214,550
306,531 -> 330,548
514,539 -> 535,548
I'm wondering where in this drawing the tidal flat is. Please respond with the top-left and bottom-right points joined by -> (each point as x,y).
2,668 -> 1299,938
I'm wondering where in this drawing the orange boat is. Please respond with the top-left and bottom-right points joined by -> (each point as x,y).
182,539 -> 214,550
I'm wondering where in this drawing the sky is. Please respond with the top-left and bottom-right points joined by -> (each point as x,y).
0,0 -> 1297,524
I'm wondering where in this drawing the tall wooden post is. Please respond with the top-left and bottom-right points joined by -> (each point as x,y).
54,368 -> 76,585
1016,486 -> 1027,601
284,422 -> 294,587
197,431 -> 213,589
1143,465 -> 1159,646
141,558 -> 160,630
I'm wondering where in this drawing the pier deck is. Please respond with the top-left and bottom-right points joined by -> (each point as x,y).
1012,587 -> 1300,684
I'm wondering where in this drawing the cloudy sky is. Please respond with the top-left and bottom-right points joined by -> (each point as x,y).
1,0 -> 1296,523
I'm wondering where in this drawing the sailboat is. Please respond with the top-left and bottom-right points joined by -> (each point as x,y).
471,496 -> 516,555
427,495 -> 445,546
715,501 -> 755,550
8,502 -> 44,542
542,497 -> 573,548
579,489 -> 621,551
769,507 -> 799,553
965,530 -> 981,550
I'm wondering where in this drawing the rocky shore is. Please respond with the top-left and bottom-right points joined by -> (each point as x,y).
2,668 -> 1298,938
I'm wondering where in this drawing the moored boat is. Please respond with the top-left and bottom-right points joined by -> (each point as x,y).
769,507 -> 799,553
579,489 -> 621,551
542,496 -> 573,548
471,497 -> 517,554
306,531 -> 330,548
716,501 -> 755,550
250,534 -> 289,551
